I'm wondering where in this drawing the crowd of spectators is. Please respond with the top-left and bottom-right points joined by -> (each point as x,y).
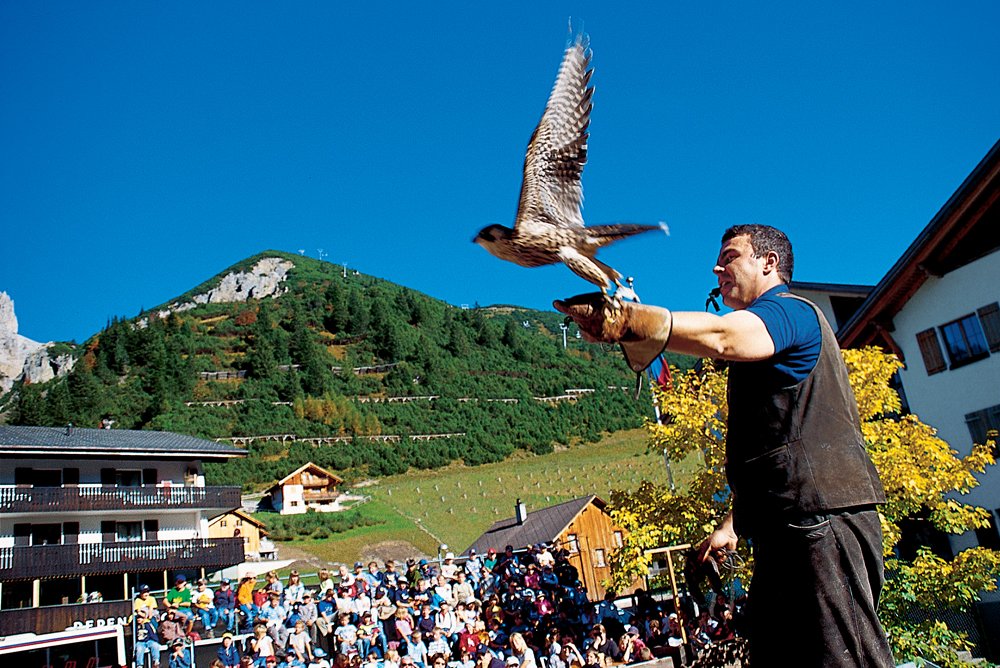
132,545 -> 744,668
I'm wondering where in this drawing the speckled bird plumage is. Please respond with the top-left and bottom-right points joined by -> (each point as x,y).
474,31 -> 665,295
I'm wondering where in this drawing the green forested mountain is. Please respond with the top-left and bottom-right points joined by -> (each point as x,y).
6,251 -> 683,489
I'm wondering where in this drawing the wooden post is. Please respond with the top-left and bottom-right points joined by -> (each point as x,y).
645,544 -> 692,658
123,572 -> 129,600
664,549 -> 688,646
81,575 -> 87,602
32,579 -> 40,607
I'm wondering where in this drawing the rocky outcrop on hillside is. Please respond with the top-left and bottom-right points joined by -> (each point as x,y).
151,257 -> 294,321
0,292 -> 75,394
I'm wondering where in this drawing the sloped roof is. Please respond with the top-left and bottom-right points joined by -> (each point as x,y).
269,461 -> 344,491
210,508 -> 269,533
0,424 -> 245,459
839,139 -> 1000,350
789,281 -> 873,296
463,495 -> 606,555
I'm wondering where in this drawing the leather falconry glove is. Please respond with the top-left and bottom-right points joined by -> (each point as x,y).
553,293 -> 673,373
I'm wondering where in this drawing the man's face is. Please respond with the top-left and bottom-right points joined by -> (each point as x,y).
714,234 -> 770,310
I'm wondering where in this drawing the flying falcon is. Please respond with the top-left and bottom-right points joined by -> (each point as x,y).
474,31 -> 666,300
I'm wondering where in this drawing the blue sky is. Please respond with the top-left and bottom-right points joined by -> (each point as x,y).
1,2 -> 997,344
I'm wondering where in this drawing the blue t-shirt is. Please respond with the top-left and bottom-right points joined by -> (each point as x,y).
745,285 -> 821,387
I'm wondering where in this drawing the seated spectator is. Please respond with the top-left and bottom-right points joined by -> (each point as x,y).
434,603 -> 460,641
310,648 -> 332,668
522,565 -> 539,591
451,647 -> 475,668
160,606 -> 191,645
165,575 -> 193,612
288,619 -> 314,665
363,563 -> 384,590
457,620 -> 480,657
434,576 -> 455,608
263,571 -> 283,598
440,553 -> 458,582
619,627 -> 645,664
393,607 -> 414,650
361,651 -> 381,668
557,643 -> 584,668
238,575 -> 260,632
586,625 -> 620,663
452,572 -> 476,607
134,584 -> 159,620
216,579 -> 238,634
711,608 -> 735,641
134,607 -> 166,668
426,627 -> 450,658
406,629 -> 430,668
318,570 -> 336,596
464,551 -> 483,585
262,593 -> 289,649
194,579 -> 219,638
415,604 -> 437,636
384,648 -> 402,668
316,589 -> 337,654
251,624 -> 276,667
299,591 -> 319,643
509,633 -> 536,668
383,561 -> 402,589
218,632 -> 242,668
169,639 -> 192,668
286,571 -> 306,606
358,610 -> 381,657
335,612 -> 360,655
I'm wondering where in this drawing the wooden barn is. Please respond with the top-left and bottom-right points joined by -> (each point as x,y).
266,462 -> 343,515
464,495 -> 635,599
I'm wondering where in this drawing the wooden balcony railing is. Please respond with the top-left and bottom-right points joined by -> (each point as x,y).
0,600 -> 133,636
0,485 -> 241,513
0,537 -> 244,581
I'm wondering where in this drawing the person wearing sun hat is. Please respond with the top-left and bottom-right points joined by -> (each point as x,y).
216,631 -> 241,668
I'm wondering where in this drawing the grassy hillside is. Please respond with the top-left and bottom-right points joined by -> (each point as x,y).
275,427 -> 701,565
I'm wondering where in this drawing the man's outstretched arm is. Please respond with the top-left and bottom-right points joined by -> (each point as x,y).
553,294 -> 775,363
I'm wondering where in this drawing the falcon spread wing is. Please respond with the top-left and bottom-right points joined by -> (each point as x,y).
514,33 -> 593,235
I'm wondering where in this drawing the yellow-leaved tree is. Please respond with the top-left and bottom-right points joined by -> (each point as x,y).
607,347 -> 1000,666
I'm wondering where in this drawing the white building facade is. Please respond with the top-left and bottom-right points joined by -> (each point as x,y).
0,425 -> 245,635
839,139 -> 1000,657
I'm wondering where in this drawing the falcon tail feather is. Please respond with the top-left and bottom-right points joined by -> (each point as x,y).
587,222 -> 668,246
567,17 -> 589,51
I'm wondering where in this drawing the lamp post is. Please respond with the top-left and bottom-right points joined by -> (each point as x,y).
559,323 -> 568,349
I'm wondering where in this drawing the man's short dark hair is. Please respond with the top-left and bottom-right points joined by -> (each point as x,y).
721,224 -> 794,283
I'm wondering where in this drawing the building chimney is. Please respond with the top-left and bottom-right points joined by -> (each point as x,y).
65,422 -> 73,436
515,499 -> 527,525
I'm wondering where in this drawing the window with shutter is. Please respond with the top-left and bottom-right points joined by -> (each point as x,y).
966,410 -> 988,446
965,404 -> 1000,454
978,302 -> 1000,352
940,314 -> 990,368
916,329 -> 946,374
